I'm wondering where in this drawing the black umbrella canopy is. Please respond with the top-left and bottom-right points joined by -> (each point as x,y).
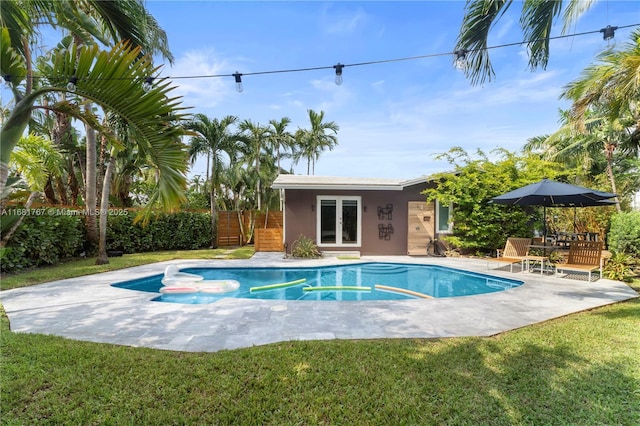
490,179 -> 616,207
490,179 -> 617,241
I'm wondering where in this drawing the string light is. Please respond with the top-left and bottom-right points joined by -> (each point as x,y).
142,76 -> 154,92
454,49 -> 468,70
600,25 -> 617,40
233,72 -> 243,93
2,23 -> 637,91
333,63 -> 344,85
66,75 -> 77,92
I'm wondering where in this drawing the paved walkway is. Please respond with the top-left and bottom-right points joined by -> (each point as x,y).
1,253 -> 637,352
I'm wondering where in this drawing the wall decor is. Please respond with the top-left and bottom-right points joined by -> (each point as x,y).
378,223 -> 394,240
377,203 -> 393,220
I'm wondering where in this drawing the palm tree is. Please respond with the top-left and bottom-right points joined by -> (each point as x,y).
267,117 -> 293,173
185,114 -> 241,247
238,119 -> 270,210
2,134 -> 64,245
556,30 -> 640,211
1,1 -> 187,263
304,109 -> 339,175
563,29 -> 640,146
455,0 -> 599,85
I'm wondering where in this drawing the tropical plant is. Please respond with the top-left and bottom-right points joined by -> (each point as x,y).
422,147 -> 562,251
603,252 -> 636,282
185,114 -> 241,247
1,0 -> 188,265
607,211 -> 640,257
455,0 -> 600,85
293,110 -> 339,175
267,117 -> 294,173
238,119 -> 270,210
290,234 -> 321,258
1,133 -> 65,245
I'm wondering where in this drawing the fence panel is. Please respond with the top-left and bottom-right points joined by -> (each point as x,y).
255,228 -> 284,252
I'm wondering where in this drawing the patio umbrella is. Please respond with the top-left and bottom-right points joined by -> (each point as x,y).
489,179 -> 617,242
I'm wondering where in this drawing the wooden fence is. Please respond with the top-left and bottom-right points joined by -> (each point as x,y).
216,210 -> 283,252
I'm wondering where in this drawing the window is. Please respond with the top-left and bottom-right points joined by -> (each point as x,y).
436,200 -> 453,233
317,196 -> 361,246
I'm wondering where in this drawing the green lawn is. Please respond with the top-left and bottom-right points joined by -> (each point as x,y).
1,250 -> 639,424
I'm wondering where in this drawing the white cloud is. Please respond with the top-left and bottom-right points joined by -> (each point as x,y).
161,49 -> 235,108
322,7 -> 370,35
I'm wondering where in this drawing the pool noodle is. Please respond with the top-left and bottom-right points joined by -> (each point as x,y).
303,286 -> 371,292
374,284 -> 433,299
250,278 -> 307,292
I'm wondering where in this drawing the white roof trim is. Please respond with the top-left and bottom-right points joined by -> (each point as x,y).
271,174 -> 433,191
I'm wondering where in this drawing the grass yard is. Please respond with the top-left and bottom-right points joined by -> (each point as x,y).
1,249 -> 639,424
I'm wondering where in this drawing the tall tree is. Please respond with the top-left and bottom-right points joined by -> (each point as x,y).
185,114 -> 241,247
1,1 -> 188,264
239,119 -> 270,210
267,117 -> 293,173
304,109 -> 339,175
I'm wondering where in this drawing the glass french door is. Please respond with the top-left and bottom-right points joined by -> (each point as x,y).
317,196 -> 361,246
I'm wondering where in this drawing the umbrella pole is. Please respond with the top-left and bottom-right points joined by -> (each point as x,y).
543,206 -> 547,246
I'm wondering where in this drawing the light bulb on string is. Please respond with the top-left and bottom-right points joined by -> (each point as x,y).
454,49 -> 468,71
334,63 -> 344,85
142,77 -> 154,92
233,72 -> 243,93
600,25 -> 618,49
67,76 -> 78,92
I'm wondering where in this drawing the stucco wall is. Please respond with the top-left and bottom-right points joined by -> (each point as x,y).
283,183 -> 435,256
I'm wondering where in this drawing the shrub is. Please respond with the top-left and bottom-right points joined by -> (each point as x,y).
0,210 -> 213,273
1,213 -> 85,273
607,211 -> 640,257
106,211 -> 212,253
604,252 -> 636,283
290,235 -> 321,258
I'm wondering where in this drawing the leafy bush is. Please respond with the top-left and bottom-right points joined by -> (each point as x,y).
603,252 -> 636,283
106,211 -> 212,253
422,148 -> 562,252
290,235 -> 321,258
1,213 -> 85,273
607,211 -> 640,257
0,210 -> 213,273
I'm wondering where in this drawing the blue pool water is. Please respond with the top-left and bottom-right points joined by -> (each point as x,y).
111,263 -> 523,304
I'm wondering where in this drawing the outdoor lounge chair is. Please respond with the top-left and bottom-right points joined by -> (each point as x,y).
555,241 -> 603,281
487,237 -> 531,272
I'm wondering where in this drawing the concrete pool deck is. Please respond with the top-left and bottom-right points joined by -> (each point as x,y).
1,253 -> 637,352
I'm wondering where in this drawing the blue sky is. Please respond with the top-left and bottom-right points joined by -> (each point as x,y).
5,1 -> 639,180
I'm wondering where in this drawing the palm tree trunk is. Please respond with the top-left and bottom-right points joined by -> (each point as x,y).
0,191 -> 37,247
604,141 -> 622,213
210,158 -> 218,248
96,158 -> 115,265
85,116 -> 98,244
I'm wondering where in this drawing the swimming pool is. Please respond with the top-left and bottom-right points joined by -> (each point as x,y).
111,262 -> 523,304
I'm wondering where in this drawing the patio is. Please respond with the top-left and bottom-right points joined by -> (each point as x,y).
1,253 -> 637,352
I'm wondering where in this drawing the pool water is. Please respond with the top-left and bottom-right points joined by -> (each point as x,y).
111,262 -> 523,304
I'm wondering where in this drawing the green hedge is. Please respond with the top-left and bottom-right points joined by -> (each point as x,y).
607,211 -> 640,256
1,213 -> 85,273
106,211 -> 212,253
1,211 -> 213,273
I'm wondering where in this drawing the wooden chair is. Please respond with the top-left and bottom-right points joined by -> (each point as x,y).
487,238 -> 531,272
555,241 -> 603,281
